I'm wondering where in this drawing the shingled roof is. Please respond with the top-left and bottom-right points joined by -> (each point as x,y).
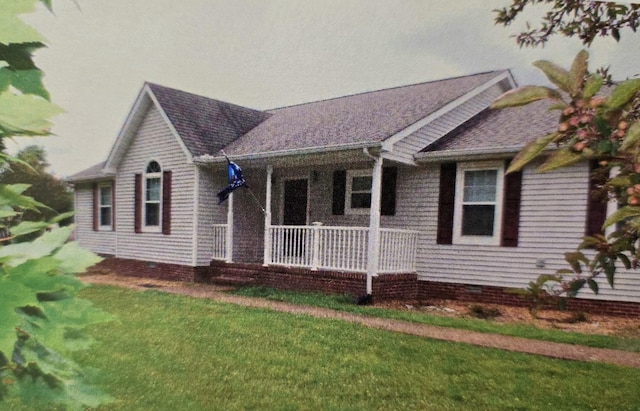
147,83 -> 271,157
67,161 -> 112,182
221,71 -> 508,156
421,99 -> 559,155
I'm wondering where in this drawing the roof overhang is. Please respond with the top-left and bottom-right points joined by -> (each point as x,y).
414,145 -> 525,163
194,142 -> 385,168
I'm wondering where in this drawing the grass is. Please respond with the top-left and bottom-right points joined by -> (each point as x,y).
230,286 -> 640,353
44,286 -> 640,410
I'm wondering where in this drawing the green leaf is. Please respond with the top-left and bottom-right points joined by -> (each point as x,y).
491,86 -> 562,109
53,241 -> 103,274
568,50 -> 589,96
619,253 -> 632,270
507,132 -> 558,173
0,183 -> 47,210
620,121 -> 640,151
608,175 -> 632,188
533,60 -> 571,93
587,279 -> 599,294
604,206 -> 640,229
537,148 -> 583,172
0,67 -> 49,100
567,279 -> 586,297
565,251 -> 589,274
583,73 -> 603,99
0,91 -> 63,137
0,0 -> 47,44
50,211 -> 75,225
10,220 -> 52,237
604,262 -> 616,288
604,78 -> 640,110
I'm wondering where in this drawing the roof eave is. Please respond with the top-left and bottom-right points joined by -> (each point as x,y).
194,141 -> 382,164
414,145 -> 525,163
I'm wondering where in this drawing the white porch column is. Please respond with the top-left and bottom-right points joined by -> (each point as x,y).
366,155 -> 383,295
225,192 -> 234,263
263,165 -> 273,266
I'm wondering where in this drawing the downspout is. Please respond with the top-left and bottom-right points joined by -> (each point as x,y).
363,148 -> 383,297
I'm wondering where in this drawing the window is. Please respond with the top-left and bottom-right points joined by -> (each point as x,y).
99,184 -> 113,229
144,161 -> 162,229
453,161 -> 504,245
345,170 -> 372,214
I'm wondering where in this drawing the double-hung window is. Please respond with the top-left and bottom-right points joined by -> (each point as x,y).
345,169 -> 372,214
99,184 -> 113,229
453,161 -> 504,245
144,161 -> 162,229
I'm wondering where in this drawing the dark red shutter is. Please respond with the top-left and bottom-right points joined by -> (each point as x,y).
501,160 -> 522,247
162,170 -> 172,235
381,167 -> 397,216
586,160 -> 608,236
92,183 -> 99,231
134,174 -> 142,233
437,163 -> 456,245
111,181 -> 116,231
332,170 -> 346,215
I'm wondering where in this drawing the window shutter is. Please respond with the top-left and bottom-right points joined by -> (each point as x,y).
332,170 -> 346,215
162,170 -> 172,235
501,160 -> 522,247
586,160 -> 607,236
437,163 -> 456,245
111,181 -> 116,231
134,174 -> 142,233
381,167 -> 397,216
92,183 -> 99,231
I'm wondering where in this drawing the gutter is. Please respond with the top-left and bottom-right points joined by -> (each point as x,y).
414,146 -> 525,163
193,142 -> 382,164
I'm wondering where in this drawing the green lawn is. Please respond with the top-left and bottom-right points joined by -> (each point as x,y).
231,286 -> 640,353
10,285 -> 640,410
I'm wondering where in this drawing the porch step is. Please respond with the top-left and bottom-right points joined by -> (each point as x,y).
209,275 -> 256,287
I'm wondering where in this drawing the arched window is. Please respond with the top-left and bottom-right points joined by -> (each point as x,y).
144,161 -> 162,227
134,161 -> 171,235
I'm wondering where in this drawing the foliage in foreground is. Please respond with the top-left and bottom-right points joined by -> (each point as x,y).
1,1 -> 112,409
491,50 -> 640,301
63,285 -> 640,411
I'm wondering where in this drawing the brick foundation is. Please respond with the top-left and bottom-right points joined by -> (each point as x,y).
418,281 -> 640,318
93,257 -> 206,283
208,260 -> 417,301
92,257 -> 640,317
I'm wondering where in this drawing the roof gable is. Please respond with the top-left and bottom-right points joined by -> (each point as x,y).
104,83 -> 270,172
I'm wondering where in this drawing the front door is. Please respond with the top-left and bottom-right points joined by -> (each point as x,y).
283,178 -> 308,225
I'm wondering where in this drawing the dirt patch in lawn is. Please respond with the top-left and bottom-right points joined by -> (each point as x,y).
377,299 -> 640,338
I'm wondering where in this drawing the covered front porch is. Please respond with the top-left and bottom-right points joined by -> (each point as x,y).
202,148 -> 421,295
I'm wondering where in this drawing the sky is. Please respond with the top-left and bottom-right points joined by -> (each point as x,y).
14,0 -> 640,177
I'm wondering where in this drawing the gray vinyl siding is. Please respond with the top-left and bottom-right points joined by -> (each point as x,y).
194,167 -> 226,266
403,160 -> 640,304
385,81 -> 509,164
74,183 -> 116,255
114,105 -> 196,266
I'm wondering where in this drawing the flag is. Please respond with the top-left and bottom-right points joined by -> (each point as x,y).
217,160 -> 247,203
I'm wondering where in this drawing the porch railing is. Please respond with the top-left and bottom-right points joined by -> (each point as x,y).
266,224 -> 419,273
212,223 -> 227,261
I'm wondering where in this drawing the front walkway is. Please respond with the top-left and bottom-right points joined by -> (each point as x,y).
81,273 -> 640,369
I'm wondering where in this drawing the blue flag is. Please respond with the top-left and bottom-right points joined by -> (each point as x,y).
217,160 -> 247,203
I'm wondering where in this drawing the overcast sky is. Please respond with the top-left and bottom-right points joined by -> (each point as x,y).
16,0 -> 640,176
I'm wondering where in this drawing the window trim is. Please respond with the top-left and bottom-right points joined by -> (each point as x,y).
453,161 -> 505,246
98,182 -> 113,230
143,161 -> 162,232
344,169 -> 372,215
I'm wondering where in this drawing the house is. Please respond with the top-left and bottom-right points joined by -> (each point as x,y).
69,71 -> 640,315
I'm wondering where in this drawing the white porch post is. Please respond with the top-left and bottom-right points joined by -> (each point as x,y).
263,165 -> 273,266
366,155 -> 383,295
225,192 -> 234,263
